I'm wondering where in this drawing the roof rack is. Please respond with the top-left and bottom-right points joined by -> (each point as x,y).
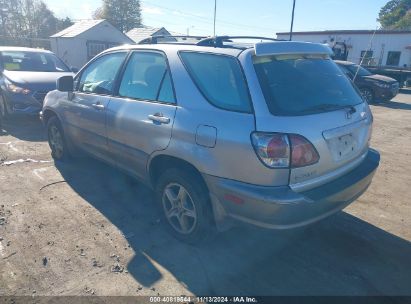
138,35 -> 207,45
196,36 -> 282,47
138,35 -> 284,49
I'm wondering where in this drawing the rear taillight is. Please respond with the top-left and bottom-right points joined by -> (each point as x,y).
251,133 -> 319,168
289,134 -> 319,168
251,133 -> 290,168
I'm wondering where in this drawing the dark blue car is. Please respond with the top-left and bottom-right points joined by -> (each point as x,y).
0,47 -> 73,118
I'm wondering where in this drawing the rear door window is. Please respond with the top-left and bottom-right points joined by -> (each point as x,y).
180,52 -> 252,113
118,51 -> 175,103
253,54 -> 363,116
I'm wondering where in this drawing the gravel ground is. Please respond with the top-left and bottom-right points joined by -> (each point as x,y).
0,94 -> 410,296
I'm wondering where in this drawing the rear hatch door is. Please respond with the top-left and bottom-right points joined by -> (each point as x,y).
248,42 -> 372,191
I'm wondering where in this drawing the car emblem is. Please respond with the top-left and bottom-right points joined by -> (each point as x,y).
346,110 -> 353,119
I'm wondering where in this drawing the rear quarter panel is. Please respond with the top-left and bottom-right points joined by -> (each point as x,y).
238,49 -> 372,191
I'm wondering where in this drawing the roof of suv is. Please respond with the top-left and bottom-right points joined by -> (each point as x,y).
104,37 -> 334,60
106,43 -> 244,57
103,35 -> 287,57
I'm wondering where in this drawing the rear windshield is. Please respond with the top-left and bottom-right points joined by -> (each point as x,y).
0,51 -> 70,72
253,54 -> 363,116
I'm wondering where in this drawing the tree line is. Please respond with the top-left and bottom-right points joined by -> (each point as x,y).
0,0 -> 73,40
378,0 -> 411,29
0,0 -> 142,44
94,0 -> 142,33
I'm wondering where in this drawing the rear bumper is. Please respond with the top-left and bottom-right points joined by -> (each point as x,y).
204,148 -> 380,230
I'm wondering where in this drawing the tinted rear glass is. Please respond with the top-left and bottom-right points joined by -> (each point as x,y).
253,54 -> 363,116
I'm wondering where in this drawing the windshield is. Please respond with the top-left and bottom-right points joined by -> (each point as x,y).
253,54 -> 363,116
1,51 -> 70,72
346,64 -> 373,77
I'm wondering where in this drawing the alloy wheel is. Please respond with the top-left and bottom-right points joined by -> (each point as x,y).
162,182 -> 197,234
360,88 -> 373,103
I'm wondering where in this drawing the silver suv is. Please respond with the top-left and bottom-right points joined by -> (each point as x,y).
41,36 -> 380,243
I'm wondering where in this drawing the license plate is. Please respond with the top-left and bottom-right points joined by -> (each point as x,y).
335,134 -> 356,159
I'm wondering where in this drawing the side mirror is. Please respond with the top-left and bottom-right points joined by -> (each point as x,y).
57,75 -> 74,92
70,67 -> 79,73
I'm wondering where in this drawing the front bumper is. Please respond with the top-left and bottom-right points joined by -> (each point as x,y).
2,91 -> 44,115
375,85 -> 399,101
204,149 -> 380,230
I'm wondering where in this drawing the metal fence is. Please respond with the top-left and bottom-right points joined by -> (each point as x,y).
0,36 -> 51,50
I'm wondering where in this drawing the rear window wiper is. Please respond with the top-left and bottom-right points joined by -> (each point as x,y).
300,104 -> 357,114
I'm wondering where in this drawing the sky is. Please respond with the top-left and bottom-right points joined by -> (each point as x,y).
43,0 -> 389,36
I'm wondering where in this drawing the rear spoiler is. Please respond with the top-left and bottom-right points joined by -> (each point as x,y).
254,41 -> 333,57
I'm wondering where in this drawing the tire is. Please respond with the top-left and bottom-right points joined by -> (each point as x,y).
360,87 -> 374,104
0,93 -> 9,120
47,116 -> 70,161
155,168 -> 214,244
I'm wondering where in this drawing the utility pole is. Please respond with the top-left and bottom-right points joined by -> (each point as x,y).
213,0 -> 217,36
289,0 -> 296,41
186,26 -> 194,36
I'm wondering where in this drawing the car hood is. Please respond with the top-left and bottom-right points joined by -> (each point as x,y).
3,70 -> 74,91
363,74 -> 397,83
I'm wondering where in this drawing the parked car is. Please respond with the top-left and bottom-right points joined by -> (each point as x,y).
41,38 -> 380,243
0,47 -> 74,118
335,60 -> 399,103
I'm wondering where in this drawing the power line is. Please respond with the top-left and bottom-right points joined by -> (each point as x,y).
143,15 -> 276,37
141,0 -> 277,33
142,16 -> 210,33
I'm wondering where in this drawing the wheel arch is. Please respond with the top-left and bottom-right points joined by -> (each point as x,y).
148,154 -> 208,191
148,153 -> 219,231
42,107 -> 60,125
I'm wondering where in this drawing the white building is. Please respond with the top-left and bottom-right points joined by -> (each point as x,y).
276,30 -> 411,67
126,26 -> 172,44
50,19 -> 134,69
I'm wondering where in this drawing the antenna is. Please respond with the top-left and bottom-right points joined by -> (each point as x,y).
354,26 -> 378,82
213,0 -> 217,36
289,0 -> 296,41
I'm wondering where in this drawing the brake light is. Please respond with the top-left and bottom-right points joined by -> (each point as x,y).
251,133 -> 319,168
289,134 -> 319,168
251,133 -> 290,168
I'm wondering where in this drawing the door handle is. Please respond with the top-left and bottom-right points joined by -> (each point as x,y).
91,102 -> 105,110
148,113 -> 170,124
